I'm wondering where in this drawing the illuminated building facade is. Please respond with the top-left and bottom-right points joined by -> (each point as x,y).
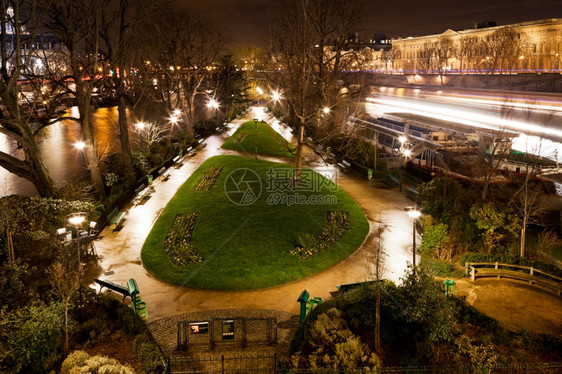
391,18 -> 562,74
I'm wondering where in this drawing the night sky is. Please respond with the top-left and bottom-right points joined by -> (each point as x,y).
176,0 -> 561,47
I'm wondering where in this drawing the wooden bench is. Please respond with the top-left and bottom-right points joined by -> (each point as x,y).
94,278 -> 130,301
173,155 -> 181,163
158,167 -> 170,181
467,262 -> 562,296
107,208 -> 126,231
337,160 -> 351,170
134,184 -> 152,204
335,280 -> 377,296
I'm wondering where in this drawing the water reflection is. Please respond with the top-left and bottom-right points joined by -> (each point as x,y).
0,106 -> 149,197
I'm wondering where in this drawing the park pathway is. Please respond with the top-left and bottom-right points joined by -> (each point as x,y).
92,107 -> 562,338
93,107 -> 416,322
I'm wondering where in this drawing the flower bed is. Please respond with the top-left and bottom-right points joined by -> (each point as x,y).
164,213 -> 203,266
289,211 -> 351,259
193,166 -> 223,191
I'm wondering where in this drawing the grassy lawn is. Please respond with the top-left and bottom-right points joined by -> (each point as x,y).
141,155 -> 368,290
221,120 -> 295,158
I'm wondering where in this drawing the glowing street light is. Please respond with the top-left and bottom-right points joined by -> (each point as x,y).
173,109 -> 181,117
322,106 -> 330,114
271,90 -> 282,102
65,212 -> 88,311
404,207 -> 421,271
207,99 -> 219,110
135,121 -> 146,130
74,141 -> 86,150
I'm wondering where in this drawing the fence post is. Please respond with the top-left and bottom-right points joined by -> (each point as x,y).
530,267 -> 534,275
221,355 -> 224,374
495,261 -> 499,270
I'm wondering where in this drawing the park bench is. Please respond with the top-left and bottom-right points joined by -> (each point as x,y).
107,208 -> 126,232
134,184 -> 152,204
173,155 -> 181,163
94,278 -> 130,301
337,159 -> 351,170
334,280 -> 377,296
158,167 -> 170,181
197,138 -> 206,147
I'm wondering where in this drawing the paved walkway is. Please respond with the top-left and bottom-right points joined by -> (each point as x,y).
93,107 -> 417,322
91,107 -> 562,339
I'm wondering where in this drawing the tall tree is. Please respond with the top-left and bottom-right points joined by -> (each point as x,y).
99,0 -> 149,185
433,36 -> 455,84
142,6 -> 223,138
43,0 -> 107,197
269,0 -> 365,178
210,54 -> 250,120
0,0 -> 57,196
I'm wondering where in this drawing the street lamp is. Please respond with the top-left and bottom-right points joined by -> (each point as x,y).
74,141 -> 86,150
65,212 -> 88,311
405,207 -> 421,271
254,118 -> 259,160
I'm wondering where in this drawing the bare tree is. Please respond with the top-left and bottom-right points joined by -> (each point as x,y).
457,36 -> 478,74
48,259 -> 82,355
481,28 -> 523,74
141,6 -> 223,138
269,0 -> 365,179
98,0 -> 150,185
0,0 -> 58,196
365,217 -> 386,353
43,0 -> 108,197
417,41 -> 435,75
433,37 -> 455,84
133,121 -> 166,152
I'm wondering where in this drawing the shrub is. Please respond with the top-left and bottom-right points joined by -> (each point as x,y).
61,350 -> 134,374
301,308 -> 381,370
133,334 -> 165,374
61,350 -> 90,374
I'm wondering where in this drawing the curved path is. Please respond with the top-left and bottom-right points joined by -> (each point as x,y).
92,107 -> 417,322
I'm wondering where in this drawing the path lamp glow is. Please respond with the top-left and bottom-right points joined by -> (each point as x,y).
66,212 -> 87,311
74,141 -> 86,150
405,207 -> 421,271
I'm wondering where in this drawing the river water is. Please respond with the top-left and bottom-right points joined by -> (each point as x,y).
0,106 -> 146,197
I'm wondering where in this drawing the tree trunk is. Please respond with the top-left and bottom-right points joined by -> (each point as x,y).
294,120 -> 305,180
375,286 -> 381,352
63,300 -> 69,356
117,95 -> 135,185
77,94 -> 105,198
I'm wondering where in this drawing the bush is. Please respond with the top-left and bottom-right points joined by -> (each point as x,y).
133,334 -> 165,374
421,258 -> 465,277
61,350 -> 134,374
460,253 -> 562,278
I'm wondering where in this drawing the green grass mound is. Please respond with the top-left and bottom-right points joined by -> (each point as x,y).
221,120 -> 295,158
141,155 -> 368,290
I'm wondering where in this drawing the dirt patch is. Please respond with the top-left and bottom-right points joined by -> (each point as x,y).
455,278 -> 562,336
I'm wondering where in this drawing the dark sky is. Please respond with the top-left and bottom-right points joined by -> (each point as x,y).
176,0 -> 561,47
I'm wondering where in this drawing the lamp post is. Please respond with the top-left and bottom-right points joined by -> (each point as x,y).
405,207 -> 421,271
66,212 -> 87,312
254,118 -> 259,160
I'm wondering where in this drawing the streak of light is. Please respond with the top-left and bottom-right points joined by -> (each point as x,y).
366,97 -> 562,139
